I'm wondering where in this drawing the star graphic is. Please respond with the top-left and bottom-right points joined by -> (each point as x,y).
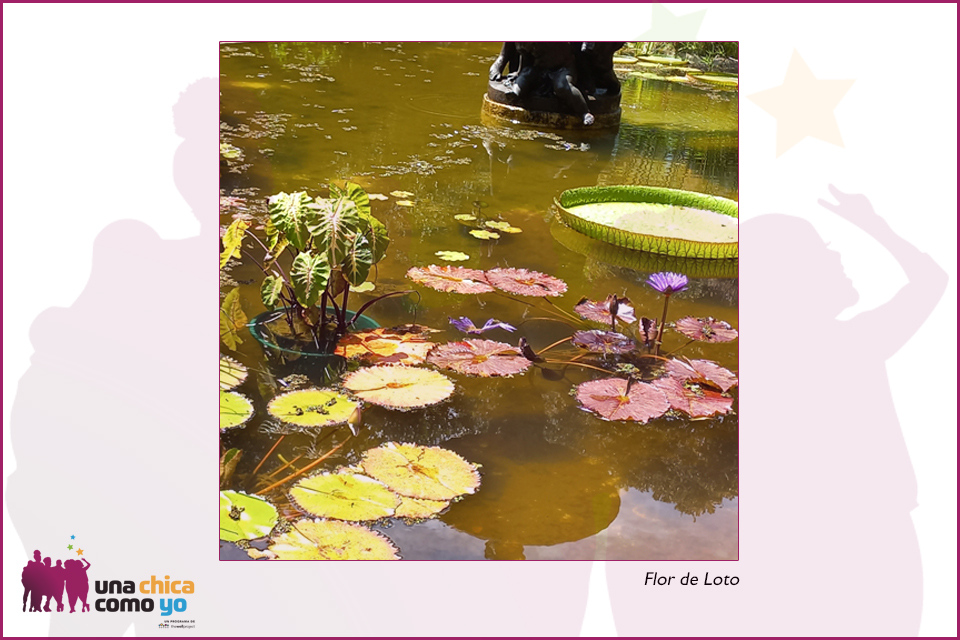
640,3 -> 706,40
749,50 -> 855,157
76,549 -> 84,556
67,544 -> 74,550
70,535 -> 75,540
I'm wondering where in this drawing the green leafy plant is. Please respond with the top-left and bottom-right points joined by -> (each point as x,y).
221,182 -> 403,352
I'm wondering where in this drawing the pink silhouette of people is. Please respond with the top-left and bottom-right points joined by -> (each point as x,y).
64,558 -> 92,613
21,552 -> 77,614
607,186 -> 947,636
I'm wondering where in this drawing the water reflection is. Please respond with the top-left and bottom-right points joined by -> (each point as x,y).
220,42 -> 738,559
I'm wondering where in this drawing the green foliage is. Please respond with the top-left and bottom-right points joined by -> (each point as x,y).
268,191 -> 314,251
219,287 -> 247,350
220,219 -> 249,268
219,491 -> 279,541
291,251 -> 331,307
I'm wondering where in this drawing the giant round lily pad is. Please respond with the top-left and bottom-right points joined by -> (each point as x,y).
556,185 -> 738,259
220,390 -> 254,431
289,472 -> 399,521
220,491 -> 279,542
267,388 -> 359,428
427,339 -> 532,377
575,378 -> 670,423
268,519 -> 400,560
219,355 -> 248,390
688,72 -> 738,88
360,442 -> 481,501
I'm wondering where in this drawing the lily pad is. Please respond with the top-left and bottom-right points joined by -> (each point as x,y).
576,378 -> 670,423
453,214 -> 476,222
396,200 -> 415,207
435,250 -> 470,261
486,267 -> 568,297
556,185 -> 738,259
427,339 -> 532,377
289,472 -> 399,521
406,265 -> 494,294
335,326 -> 436,366
484,220 -> 522,233
360,442 -> 481,501
220,390 -> 254,431
674,316 -> 739,343
268,519 -> 400,560
612,55 -> 638,64
368,193 -> 389,201
652,376 -> 734,418
220,491 -> 279,542
665,358 -> 738,393
688,72 -> 738,87
267,388 -> 359,428
395,495 -> 450,520
636,55 -> 686,65
390,190 -> 414,198
572,330 -> 636,355
470,229 -> 500,240
220,355 -> 249,390
574,295 -> 637,325
342,365 -> 455,410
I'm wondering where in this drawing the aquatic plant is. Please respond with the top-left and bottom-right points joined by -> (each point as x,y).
575,378 -> 670,423
674,316 -> 739,343
289,472 -> 399,521
427,339 -> 532,377
268,519 -> 400,560
220,390 -> 254,431
220,182 -> 400,352
219,490 -> 279,542
360,442 -> 481,501
647,271 -> 688,356
334,325 -> 438,366
219,355 -> 248,390
341,366 -> 455,410
574,295 -> 637,330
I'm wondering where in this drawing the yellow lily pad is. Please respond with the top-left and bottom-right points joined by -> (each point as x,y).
390,190 -> 414,198
267,388 -> 359,428
220,390 -> 254,431
396,200 -> 415,207
268,519 -> 400,560
360,442 -> 481,501
289,472 -> 399,521
435,251 -> 470,261
453,214 -> 476,222
396,495 -> 450,520
470,229 -> 500,240
220,355 -> 248,390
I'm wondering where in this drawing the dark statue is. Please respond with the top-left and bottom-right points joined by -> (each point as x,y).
485,41 -> 625,128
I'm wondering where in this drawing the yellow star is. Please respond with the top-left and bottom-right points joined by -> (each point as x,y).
76,549 -> 84,556
749,50 -> 855,157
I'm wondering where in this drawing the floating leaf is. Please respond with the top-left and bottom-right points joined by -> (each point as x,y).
674,316 -> 739,343
290,251 -> 331,307
220,491 -> 279,542
484,220 -> 522,233
395,495 -> 450,520
486,267 -> 567,297
368,193 -> 388,201
574,295 -> 637,325
335,327 -> 436,365
453,214 -> 476,222
572,330 -> 636,354
268,519 -> 399,560
427,339 -> 531,377
406,265 -> 494,294
665,358 -> 738,393
220,390 -> 254,430
350,281 -> 376,293
390,190 -> 414,198
219,287 -> 247,351
575,378 -> 669,423
360,442 -> 481,501
220,355 -> 248,390
652,376 -> 734,418
267,191 -> 314,251
469,229 -> 500,240
396,200 -> 415,208
219,219 -> 249,268
639,317 -> 659,348
267,388 -> 359,428
220,142 -> 243,159
435,250 -> 470,261
342,366 -> 455,410
289,472 -> 399,521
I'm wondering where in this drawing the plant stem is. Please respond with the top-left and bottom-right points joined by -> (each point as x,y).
543,359 -> 612,375
267,454 -> 303,478
663,339 -> 695,357
250,435 -> 284,480
654,294 -> 671,357
536,336 -> 573,356
350,290 -> 419,328
255,435 -> 352,496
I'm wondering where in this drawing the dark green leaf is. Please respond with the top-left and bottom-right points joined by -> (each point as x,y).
260,275 -> 284,309
268,191 -> 314,251
291,251 -> 331,307
305,197 -> 363,265
342,233 -> 373,286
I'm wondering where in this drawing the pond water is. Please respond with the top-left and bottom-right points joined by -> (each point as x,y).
219,42 -> 738,561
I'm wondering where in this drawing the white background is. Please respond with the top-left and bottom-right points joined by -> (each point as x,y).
4,3 -> 956,636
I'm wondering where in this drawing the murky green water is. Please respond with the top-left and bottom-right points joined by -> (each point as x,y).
220,42 -> 738,560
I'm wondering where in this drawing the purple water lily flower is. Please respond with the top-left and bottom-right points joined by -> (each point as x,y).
449,316 -> 517,335
647,271 -> 688,295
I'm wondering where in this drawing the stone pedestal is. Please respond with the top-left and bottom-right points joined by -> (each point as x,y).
481,78 -> 621,130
